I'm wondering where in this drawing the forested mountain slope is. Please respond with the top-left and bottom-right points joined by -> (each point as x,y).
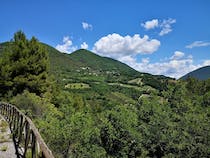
0,32 -> 209,158
180,66 -> 210,80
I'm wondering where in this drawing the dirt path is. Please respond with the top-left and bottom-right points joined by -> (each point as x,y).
0,115 -> 16,158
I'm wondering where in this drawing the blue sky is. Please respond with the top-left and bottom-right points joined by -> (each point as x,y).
1,0 -> 210,78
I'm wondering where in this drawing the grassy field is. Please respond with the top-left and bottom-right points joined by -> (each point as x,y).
65,83 -> 90,89
128,78 -> 143,85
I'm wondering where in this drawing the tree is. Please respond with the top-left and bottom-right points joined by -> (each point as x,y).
0,31 -> 50,97
100,105 -> 141,157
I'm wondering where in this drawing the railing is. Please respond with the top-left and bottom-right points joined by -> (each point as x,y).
0,102 -> 54,158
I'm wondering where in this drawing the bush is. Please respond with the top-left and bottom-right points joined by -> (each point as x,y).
11,90 -> 53,117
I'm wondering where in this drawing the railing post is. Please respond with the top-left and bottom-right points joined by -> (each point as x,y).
24,121 -> 30,157
31,132 -> 37,158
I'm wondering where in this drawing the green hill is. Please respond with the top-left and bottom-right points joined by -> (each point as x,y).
1,36 -> 210,158
46,44 -> 171,90
69,49 -> 138,74
0,41 -> 171,108
180,66 -> 210,80
0,42 -> 172,91
47,47 -> 141,83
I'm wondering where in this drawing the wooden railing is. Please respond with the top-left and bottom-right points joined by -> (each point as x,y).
0,102 -> 54,158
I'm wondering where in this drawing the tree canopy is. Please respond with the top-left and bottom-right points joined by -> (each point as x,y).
0,31 -> 50,97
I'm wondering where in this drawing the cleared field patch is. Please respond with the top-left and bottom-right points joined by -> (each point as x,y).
128,78 -> 143,85
108,82 -> 157,94
108,83 -> 142,90
65,83 -> 90,89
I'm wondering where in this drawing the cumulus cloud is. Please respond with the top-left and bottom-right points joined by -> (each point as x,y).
118,55 -> 137,64
142,18 -> 176,36
141,58 -> 150,64
118,51 -> 210,79
141,19 -> 159,30
170,51 -> 185,60
81,42 -> 89,49
55,36 -> 77,53
203,60 -> 210,65
93,33 -> 160,58
186,41 -> 210,49
159,18 -> 176,36
82,22 -> 93,30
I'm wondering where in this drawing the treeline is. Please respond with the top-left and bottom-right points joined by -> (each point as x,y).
0,32 -> 209,157
34,78 -> 210,157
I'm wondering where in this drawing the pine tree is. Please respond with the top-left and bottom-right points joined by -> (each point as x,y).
0,31 -> 50,97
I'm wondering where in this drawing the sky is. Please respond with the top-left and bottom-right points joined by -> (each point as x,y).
1,0 -> 210,78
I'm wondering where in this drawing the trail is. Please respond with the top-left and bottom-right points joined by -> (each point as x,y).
0,115 -> 16,158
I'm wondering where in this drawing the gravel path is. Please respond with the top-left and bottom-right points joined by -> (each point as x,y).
0,115 -> 16,158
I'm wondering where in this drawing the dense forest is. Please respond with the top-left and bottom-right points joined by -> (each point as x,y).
0,32 -> 209,158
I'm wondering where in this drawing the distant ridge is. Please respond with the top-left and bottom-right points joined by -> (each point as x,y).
0,42 -> 171,90
180,66 -> 210,80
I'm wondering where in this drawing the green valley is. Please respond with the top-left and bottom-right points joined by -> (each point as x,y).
0,32 -> 209,158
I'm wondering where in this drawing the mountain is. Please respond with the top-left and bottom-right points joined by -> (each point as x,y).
69,49 -> 139,75
180,66 -> 210,80
46,44 -> 172,90
45,45 -> 140,76
0,42 -> 171,91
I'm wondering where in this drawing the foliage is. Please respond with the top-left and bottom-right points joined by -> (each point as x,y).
100,105 -> 141,158
0,33 -> 209,157
0,31 -> 50,98
11,90 -> 56,117
137,83 -> 210,157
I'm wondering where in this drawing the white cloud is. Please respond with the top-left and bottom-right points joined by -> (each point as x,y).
170,51 -> 185,60
81,42 -> 89,49
159,18 -> 176,36
141,19 -> 159,30
93,33 -> 160,58
55,36 -> 77,53
118,55 -> 136,64
186,41 -> 210,49
141,58 -> 150,64
203,60 -> 210,66
118,51 -> 210,79
82,22 -> 93,30
142,18 -> 176,36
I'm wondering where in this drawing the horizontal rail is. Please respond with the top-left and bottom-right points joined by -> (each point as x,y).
0,102 -> 54,158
